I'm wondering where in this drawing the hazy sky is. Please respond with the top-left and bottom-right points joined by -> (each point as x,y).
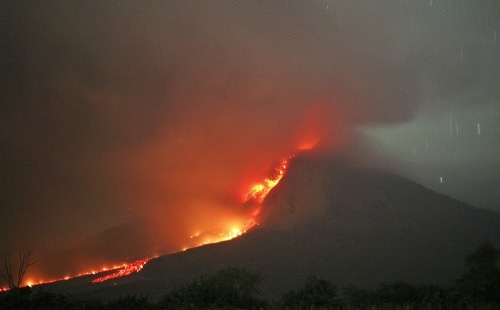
1,0 -> 498,280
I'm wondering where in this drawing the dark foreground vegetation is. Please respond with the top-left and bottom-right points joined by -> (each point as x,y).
1,243 -> 498,309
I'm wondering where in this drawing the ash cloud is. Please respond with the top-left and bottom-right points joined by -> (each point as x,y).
0,1 -> 498,279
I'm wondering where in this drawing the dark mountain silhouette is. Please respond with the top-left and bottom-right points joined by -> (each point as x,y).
44,154 -> 499,300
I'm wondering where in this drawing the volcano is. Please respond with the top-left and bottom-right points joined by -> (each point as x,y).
44,153 -> 499,300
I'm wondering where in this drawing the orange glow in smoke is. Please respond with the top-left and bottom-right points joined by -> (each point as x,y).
298,138 -> 319,151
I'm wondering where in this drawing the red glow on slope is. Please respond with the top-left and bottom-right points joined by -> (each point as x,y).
243,157 -> 290,203
179,155 -> 294,252
6,154 -> 297,288
185,219 -> 258,249
92,258 -> 151,283
9,259 -> 156,288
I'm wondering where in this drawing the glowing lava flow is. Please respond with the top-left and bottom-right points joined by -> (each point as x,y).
185,219 -> 258,250
2,156 -> 294,289
92,258 -> 151,283
10,259 -> 157,289
183,156 -> 291,250
243,157 -> 290,203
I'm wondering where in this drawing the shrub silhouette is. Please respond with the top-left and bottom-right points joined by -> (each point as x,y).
282,276 -> 339,309
455,242 -> 500,305
107,294 -> 151,310
158,267 -> 267,309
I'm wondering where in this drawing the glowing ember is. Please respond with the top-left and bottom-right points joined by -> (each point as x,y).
243,158 -> 290,203
92,258 -> 151,283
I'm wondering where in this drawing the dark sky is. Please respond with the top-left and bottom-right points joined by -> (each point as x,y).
1,1 -> 499,281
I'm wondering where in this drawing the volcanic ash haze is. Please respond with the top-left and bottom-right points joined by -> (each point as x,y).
0,1 -> 498,280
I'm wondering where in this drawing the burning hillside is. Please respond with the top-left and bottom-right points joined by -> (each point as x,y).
11,152 -> 295,289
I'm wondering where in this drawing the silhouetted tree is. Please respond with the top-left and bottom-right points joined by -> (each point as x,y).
29,289 -> 68,310
159,267 -> 267,309
107,294 -> 151,310
375,281 -> 423,307
455,242 -> 500,306
342,284 -> 374,309
0,286 -> 32,309
0,249 -> 34,289
64,298 -> 106,310
419,284 -> 448,308
282,276 -> 340,309
0,287 -> 109,310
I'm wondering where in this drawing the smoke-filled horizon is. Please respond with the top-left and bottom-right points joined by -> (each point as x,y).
1,1 -> 499,281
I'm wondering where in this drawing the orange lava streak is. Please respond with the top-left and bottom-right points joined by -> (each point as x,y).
4,155 -> 297,290
92,258 -> 151,283
186,219 -> 258,250
243,158 -> 290,203
12,259 -> 157,289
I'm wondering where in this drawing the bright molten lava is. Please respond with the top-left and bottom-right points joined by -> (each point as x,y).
10,259 -> 155,290
182,156 -> 292,251
92,258 -> 151,283
185,219 -> 258,250
243,158 -> 289,203
7,155 -> 294,289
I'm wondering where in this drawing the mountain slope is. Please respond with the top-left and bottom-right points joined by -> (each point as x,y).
47,154 -> 500,300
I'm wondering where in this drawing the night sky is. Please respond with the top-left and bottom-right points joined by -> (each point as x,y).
1,1 -> 499,280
